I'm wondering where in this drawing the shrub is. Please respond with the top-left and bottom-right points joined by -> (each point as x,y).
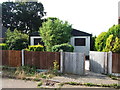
25,44 -> 44,51
5,29 -> 28,50
103,35 -> 120,53
52,43 -> 74,52
95,32 -> 107,51
112,37 -> 120,53
103,35 -> 114,52
95,24 -> 120,52
0,43 -> 8,50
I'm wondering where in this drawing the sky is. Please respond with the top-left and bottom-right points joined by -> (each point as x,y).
0,0 -> 119,36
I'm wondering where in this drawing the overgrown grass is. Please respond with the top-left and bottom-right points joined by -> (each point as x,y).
108,74 -> 119,80
15,65 -> 37,76
61,82 -> 120,89
2,64 -> 61,80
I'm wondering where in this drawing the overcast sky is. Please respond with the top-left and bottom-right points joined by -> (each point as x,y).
0,0 -> 119,36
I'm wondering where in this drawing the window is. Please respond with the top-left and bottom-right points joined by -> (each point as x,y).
75,38 -> 86,46
34,38 -> 44,45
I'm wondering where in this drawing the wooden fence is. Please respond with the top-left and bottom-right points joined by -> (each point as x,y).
24,51 -> 60,69
1,50 -> 60,69
112,53 -> 120,73
1,50 -> 21,67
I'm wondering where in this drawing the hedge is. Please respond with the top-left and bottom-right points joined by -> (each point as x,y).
25,44 -> 44,51
0,43 -> 8,50
52,43 -> 74,52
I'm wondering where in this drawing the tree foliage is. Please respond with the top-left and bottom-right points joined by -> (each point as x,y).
39,18 -> 72,51
112,37 -> 120,53
103,35 -> 114,52
107,25 -> 120,38
91,36 -> 96,51
95,25 -> 120,53
2,2 -> 45,34
95,32 -> 107,51
104,35 -> 120,53
6,29 -> 29,50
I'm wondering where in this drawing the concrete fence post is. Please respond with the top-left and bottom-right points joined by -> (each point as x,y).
22,49 -> 24,66
108,51 -> 112,74
104,52 -> 108,74
60,51 -> 64,73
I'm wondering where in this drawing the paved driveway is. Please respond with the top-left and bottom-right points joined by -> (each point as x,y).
85,60 -> 89,70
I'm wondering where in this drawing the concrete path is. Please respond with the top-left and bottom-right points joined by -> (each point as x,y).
49,70 -> 119,84
2,77 -> 38,88
85,60 -> 89,70
49,60 -> 119,85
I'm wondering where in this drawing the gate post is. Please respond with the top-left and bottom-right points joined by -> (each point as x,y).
22,49 -> 24,66
108,51 -> 112,74
60,51 -> 64,73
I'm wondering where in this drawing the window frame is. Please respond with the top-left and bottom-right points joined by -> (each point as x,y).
30,36 -> 42,45
74,38 -> 86,46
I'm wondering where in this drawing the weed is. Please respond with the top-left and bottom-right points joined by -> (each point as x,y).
64,81 -> 120,89
59,83 -> 64,87
2,65 -> 9,70
108,74 -> 118,80
15,65 -> 37,76
66,82 -> 79,85
33,78 -> 40,81
47,60 -> 60,76
53,60 -> 59,73
84,83 -> 97,87
37,81 -> 43,87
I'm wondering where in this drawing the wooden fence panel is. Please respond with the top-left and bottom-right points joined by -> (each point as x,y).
0,50 -> 2,65
112,53 -> 120,73
24,51 -> 60,69
2,50 -> 21,67
2,50 -> 9,66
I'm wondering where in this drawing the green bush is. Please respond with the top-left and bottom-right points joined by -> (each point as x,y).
52,43 -> 74,52
95,32 -> 107,51
5,29 -> 29,50
112,37 -> 120,53
95,24 -> 120,53
25,44 -> 44,51
0,43 -> 8,50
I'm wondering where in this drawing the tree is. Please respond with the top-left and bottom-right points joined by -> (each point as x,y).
2,2 -> 46,34
103,34 -> 114,52
6,29 -> 29,50
95,32 -> 107,51
95,24 -> 120,52
39,18 -> 72,51
112,37 -> 120,53
104,35 -> 120,53
90,36 -> 96,51
107,25 -> 120,38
